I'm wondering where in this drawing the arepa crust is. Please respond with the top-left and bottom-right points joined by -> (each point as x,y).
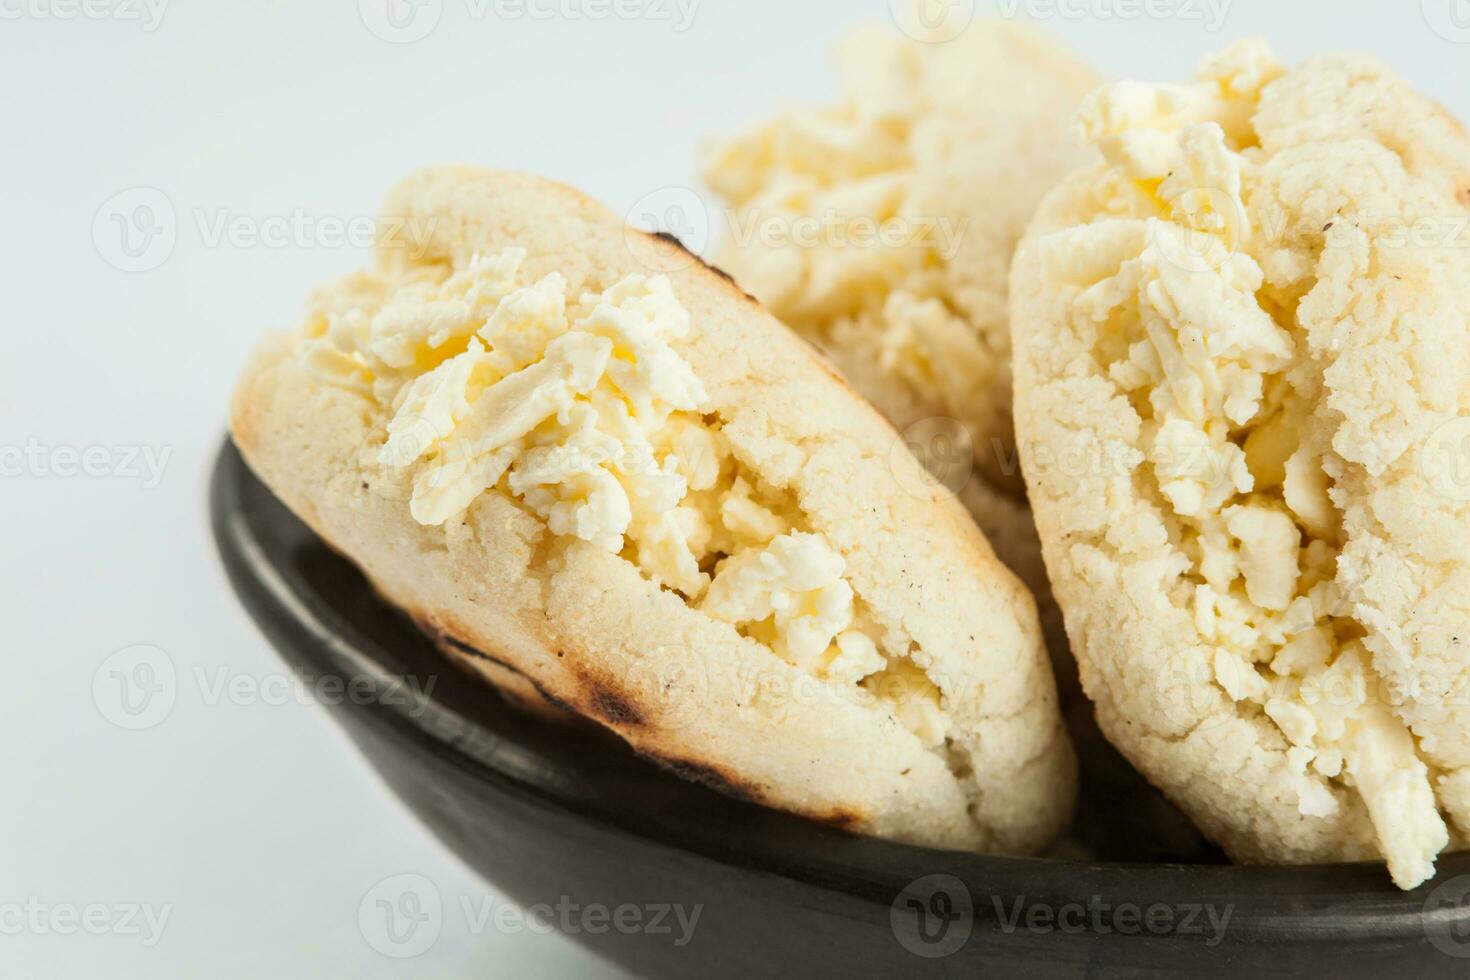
1011,41 -> 1470,886
232,166 -> 1075,855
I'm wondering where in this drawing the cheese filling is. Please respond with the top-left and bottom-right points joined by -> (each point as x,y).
1054,39 -> 1450,885
702,28 -> 1002,461
298,249 -> 946,745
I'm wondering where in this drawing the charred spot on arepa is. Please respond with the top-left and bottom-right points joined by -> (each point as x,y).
640,753 -> 761,804
575,673 -> 649,728
641,230 -> 761,304
427,626 -> 575,714
815,808 -> 864,831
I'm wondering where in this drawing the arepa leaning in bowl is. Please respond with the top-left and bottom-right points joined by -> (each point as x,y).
230,166 -> 1076,856
1010,39 -> 1470,888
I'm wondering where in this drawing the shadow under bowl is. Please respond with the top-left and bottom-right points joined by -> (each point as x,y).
210,440 -> 1470,979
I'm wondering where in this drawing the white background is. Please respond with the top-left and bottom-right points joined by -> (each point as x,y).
3,0 -> 1467,976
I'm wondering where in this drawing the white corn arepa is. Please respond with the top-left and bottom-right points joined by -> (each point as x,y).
703,18 -> 1098,603
231,166 -> 1074,855
1011,40 -> 1470,887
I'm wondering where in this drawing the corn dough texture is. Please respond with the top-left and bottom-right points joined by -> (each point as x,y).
232,167 -> 1075,856
703,21 -> 1098,603
1011,40 -> 1470,888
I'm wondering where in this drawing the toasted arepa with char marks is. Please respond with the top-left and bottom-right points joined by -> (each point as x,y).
231,166 -> 1075,855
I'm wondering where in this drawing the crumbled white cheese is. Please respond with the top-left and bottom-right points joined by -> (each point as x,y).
302,249 -> 940,727
702,532 -> 856,667
1062,38 -> 1450,884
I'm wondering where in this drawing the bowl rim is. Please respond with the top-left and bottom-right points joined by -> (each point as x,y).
211,438 -> 1470,948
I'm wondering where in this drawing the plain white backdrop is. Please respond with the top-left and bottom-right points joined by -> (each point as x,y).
3,0 -> 1468,976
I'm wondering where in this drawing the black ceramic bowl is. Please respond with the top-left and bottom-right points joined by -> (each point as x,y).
211,440 -> 1470,979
